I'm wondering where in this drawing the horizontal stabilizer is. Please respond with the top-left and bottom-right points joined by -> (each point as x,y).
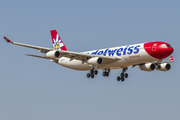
25,54 -> 49,59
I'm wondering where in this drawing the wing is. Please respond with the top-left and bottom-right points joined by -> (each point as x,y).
150,56 -> 174,64
4,37 -> 121,64
4,37 -> 53,52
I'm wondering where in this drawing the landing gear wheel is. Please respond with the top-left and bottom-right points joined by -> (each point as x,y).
103,72 -> 106,76
124,73 -> 128,78
121,77 -> 124,82
87,73 -> 90,78
90,70 -> 94,74
94,70 -> 98,75
121,73 -> 124,77
106,72 -> 109,77
91,74 -> 94,78
117,76 -> 121,81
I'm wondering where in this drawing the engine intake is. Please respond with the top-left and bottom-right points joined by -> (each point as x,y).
87,57 -> 103,66
156,63 -> 171,71
140,63 -> 155,71
45,51 -> 61,59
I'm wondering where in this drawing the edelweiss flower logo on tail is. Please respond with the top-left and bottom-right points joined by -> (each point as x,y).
53,34 -> 65,50
50,30 -> 68,51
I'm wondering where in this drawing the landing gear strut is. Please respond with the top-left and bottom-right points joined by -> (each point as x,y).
87,66 -> 98,78
117,68 -> 128,82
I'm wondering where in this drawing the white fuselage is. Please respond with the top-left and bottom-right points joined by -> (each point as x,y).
56,43 -> 157,71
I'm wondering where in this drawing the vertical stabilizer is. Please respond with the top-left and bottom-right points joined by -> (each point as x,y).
50,30 -> 68,51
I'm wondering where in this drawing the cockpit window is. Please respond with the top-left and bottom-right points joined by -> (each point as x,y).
161,44 -> 167,48
161,44 -> 172,48
167,44 -> 172,47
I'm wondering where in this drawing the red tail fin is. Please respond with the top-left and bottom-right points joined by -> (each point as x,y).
50,30 -> 68,51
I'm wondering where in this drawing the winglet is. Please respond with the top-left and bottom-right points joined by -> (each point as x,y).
4,36 -> 12,43
169,56 -> 173,61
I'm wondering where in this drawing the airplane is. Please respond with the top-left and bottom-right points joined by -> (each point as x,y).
4,30 -> 174,81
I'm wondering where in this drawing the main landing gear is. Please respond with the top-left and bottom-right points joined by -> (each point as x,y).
87,67 -> 129,82
117,68 -> 128,82
87,66 -> 98,78
102,69 -> 110,77
87,68 -> 110,79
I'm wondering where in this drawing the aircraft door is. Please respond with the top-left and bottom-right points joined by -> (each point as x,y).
152,43 -> 157,51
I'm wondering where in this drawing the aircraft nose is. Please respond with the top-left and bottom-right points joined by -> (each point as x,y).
168,46 -> 174,55
144,42 -> 174,60
163,44 -> 174,58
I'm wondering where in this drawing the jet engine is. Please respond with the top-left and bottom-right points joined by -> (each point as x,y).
139,63 -> 155,71
45,51 -> 61,59
87,57 -> 103,66
156,63 -> 171,71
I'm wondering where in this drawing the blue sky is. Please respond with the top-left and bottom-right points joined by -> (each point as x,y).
0,0 -> 180,120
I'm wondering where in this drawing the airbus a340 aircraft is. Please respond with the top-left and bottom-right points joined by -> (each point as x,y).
4,30 -> 174,81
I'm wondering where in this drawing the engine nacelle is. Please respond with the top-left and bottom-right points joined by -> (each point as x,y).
87,57 -> 103,66
156,63 -> 171,71
45,51 -> 61,59
139,63 -> 155,71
